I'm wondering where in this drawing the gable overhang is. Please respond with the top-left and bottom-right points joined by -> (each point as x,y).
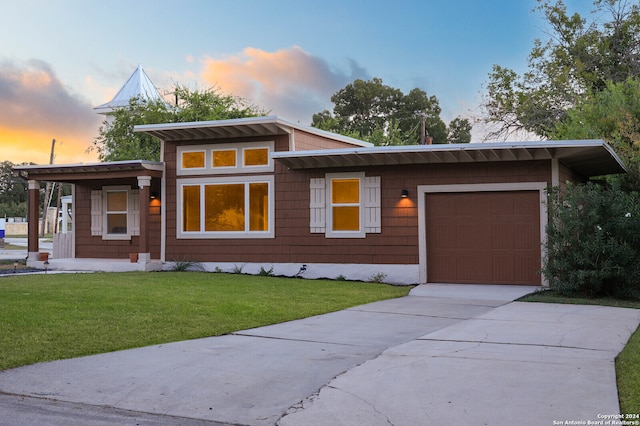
133,115 -> 373,148
272,140 -> 627,178
14,160 -> 165,183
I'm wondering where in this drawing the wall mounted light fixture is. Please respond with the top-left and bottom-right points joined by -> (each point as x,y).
401,189 -> 409,198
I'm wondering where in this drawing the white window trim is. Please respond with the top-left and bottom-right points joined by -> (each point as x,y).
326,172 -> 366,239
310,174 -> 381,238
211,147 -> 238,171
179,149 -> 207,172
177,141 -> 275,176
176,175 -> 275,239
91,186 -> 139,241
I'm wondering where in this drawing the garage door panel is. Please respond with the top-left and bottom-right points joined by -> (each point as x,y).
492,223 -> 514,249
457,223 -> 489,250
426,191 -> 541,285
492,254 -> 515,283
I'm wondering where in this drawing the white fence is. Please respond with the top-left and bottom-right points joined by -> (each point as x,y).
53,233 -> 73,259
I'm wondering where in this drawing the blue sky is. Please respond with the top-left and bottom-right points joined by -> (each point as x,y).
0,0 -> 593,164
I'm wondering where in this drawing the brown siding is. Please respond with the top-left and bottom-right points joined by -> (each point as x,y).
164,157 -> 552,266
559,161 -> 587,187
74,182 -> 161,259
293,129 -> 365,150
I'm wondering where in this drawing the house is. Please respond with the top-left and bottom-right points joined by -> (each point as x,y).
15,116 -> 626,285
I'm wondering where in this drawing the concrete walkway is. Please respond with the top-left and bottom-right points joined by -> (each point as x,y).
0,284 -> 639,425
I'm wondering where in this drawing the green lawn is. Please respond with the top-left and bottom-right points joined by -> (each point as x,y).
0,272 -> 410,371
520,290 -> 640,415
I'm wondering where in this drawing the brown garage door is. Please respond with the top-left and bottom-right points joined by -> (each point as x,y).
426,191 -> 541,285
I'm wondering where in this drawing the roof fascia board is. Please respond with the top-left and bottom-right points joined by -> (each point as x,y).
133,115 -> 373,148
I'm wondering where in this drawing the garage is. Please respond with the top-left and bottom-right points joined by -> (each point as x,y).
425,190 -> 541,285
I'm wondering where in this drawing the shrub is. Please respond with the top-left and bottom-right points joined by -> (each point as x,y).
369,272 -> 387,284
258,266 -> 274,276
170,258 -> 204,272
543,183 -> 640,299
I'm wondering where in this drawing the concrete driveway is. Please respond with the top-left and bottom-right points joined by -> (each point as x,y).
0,284 -> 639,426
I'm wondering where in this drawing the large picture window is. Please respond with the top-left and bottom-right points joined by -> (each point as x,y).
178,176 -> 274,238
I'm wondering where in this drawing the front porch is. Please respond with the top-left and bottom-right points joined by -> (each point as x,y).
14,161 -> 164,270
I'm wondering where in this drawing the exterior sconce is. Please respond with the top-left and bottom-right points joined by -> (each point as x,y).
401,189 -> 409,198
150,192 -> 158,199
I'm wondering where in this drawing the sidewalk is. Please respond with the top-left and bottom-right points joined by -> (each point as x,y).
0,284 -> 638,426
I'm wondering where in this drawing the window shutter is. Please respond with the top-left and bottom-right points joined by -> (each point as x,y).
130,189 -> 140,236
364,176 -> 381,233
309,178 -> 326,233
90,190 -> 102,236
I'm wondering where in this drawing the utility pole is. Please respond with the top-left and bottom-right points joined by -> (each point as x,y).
40,139 -> 55,237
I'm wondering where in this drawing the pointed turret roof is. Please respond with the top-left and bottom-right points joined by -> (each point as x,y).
94,65 -> 166,114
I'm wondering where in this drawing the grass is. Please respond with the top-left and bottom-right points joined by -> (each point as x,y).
520,289 -> 640,415
0,272 -> 410,371
0,242 -> 26,251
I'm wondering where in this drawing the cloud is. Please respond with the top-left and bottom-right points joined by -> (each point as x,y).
0,59 -> 101,164
201,46 -> 369,124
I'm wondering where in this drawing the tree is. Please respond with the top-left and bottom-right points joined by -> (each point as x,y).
552,78 -> 640,186
312,78 -> 467,146
447,117 -> 473,144
0,161 -> 30,217
91,85 -> 267,162
481,0 -> 640,140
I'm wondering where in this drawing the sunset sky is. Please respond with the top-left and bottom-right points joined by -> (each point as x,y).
0,0 -> 593,165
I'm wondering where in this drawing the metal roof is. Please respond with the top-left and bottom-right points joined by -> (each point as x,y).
14,160 -> 164,182
94,65 -> 166,114
134,115 -> 373,148
271,140 -> 627,177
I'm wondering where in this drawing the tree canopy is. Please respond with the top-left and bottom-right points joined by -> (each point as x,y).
312,78 -> 471,145
481,0 -> 640,140
0,161 -> 29,217
91,85 -> 267,162
552,78 -> 640,186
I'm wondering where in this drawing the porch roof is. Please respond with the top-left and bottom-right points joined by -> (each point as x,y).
271,139 -> 627,177
134,115 -> 372,148
14,160 -> 164,182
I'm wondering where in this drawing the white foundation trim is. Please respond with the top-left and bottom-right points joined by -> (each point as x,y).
163,262 -> 420,285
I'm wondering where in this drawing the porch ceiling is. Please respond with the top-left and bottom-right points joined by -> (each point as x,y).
271,140 -> 627,178
14,160 -> 164,182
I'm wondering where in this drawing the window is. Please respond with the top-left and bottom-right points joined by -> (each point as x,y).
243,147 -> 269,167
177,142 -> 274,175
178,176 -> 274,238
106,190 -> 128,234
182,151 -> 205,169
331,179 -> 360,231
91,186 -> 140,240
310,173 -> 380,238
212,149 -> 236,168
182,185 -> 200,232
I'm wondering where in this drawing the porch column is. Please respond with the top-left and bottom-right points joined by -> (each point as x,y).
27,180 -> 40,261
137,176 -> 151,262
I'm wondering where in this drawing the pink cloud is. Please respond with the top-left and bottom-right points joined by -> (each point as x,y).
0,59 -> 101,164
201,46 -> 368,124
